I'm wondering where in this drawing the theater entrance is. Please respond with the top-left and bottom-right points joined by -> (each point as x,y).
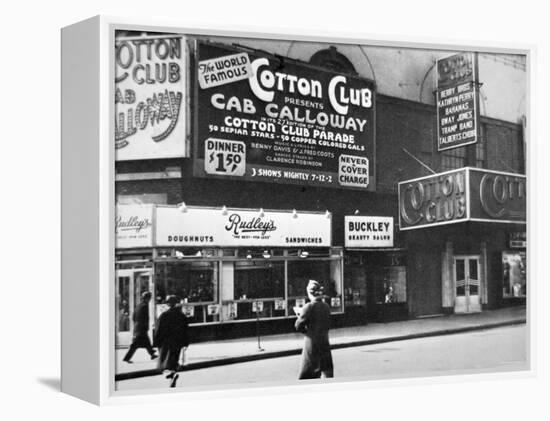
454,256 -> 481,313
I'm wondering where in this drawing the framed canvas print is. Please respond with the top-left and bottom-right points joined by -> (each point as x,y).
61,16 -> 531,405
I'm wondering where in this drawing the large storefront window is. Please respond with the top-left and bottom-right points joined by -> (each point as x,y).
234,260 -> 284,299
288,258 -> 343,313
232,260 -> 286,320
344,251 -> 407,321
155,260 -> 220,323
502,251 -> 526,298
152,248 -> 344,324
372,266 -> 407,304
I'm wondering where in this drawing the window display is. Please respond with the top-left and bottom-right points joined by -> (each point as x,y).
155,260 -> 219,323
288,259 -> 343,312
234,260 -> 284,299
232,260 -> 286,320
372,266 -> 407,304
502,251 -> 526,298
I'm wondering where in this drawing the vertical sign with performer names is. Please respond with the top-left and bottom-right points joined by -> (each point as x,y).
436,52 -> 479,151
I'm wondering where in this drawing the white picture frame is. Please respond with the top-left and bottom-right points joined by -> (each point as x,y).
61,15 -> 532,406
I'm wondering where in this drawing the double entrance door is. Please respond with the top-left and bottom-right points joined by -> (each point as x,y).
116,268 -> 154,347
453,256 -> 481,313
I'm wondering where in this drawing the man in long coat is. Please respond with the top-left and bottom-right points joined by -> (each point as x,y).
123,291 -> 157,363
295,280 -> 334,379
153,295 -> 190,387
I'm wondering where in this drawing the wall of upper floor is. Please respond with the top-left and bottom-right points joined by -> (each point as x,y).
115,32 -> 526,200
203,35 -> 526,125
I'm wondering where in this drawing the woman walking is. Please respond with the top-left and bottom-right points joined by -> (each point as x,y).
295,280 -> 334,379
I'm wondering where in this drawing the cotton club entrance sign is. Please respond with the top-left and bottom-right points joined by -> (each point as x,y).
398,168 -> 526,230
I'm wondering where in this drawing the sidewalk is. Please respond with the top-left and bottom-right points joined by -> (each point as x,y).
115,305 -> 526,381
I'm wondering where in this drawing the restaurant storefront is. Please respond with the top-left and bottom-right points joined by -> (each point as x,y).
398,167 -> 526,316
115,204 -> 344,346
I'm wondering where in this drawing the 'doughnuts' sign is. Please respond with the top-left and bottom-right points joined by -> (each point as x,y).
436,52 -> 479,151
115,36 -> 187,160
193,42 -> 376,190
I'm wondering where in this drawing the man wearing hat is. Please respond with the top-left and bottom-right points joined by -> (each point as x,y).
123,291 -> 157,363
295,280 -> 334,379
153,295 -> 190,388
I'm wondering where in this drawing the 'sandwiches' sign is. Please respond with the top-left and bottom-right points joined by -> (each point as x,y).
436,52 -> 479,151
194,42 -> 375,190
155,207 -> 331,247
115,36 -> 187,160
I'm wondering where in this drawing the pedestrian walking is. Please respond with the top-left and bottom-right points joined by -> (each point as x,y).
153,295 -> 190,388
123,291 -> 157,363
295,280 -> 334,380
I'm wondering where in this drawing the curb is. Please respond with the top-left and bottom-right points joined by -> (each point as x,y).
115,319 -> 526,381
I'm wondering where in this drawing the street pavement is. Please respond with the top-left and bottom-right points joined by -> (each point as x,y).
116,305 -> 526,380
116,324 -> 527,391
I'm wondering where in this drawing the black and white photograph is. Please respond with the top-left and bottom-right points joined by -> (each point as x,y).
112,28 -> 528,393
3,1 -> 549,419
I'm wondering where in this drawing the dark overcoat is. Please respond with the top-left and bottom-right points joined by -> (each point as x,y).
153,306 -> 190,371
295,298 -> 334,379
131,301 -> 151,346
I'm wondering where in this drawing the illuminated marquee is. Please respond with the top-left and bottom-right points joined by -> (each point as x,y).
398,168 -> 526,230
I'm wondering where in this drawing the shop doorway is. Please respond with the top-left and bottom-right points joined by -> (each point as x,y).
116,268 -> 154,347
453,256 -> 481,313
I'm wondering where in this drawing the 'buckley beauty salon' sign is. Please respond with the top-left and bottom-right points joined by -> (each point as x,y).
345,216 -> 394,248
155,206 -> 331,247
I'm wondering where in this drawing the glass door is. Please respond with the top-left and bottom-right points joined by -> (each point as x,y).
115,269 -> 154,347
454,256 -> 481,313
116,269 -> 133,347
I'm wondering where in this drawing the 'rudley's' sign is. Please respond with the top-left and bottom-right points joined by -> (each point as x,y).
155,206 -> 331,247
345,216 -> 394,248
115,204 -> 154,248
398,168 -> 526,230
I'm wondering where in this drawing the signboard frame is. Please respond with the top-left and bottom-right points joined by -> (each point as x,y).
435,52 -> 480,152
344,216 -> 394,248
155,205 -> 333,248
114,34 -> 189,161
192,40 -> 377,191
398,167 -> 526,231
115,204 -> 155,248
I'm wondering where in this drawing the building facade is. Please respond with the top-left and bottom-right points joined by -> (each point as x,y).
114,32 -> 526,345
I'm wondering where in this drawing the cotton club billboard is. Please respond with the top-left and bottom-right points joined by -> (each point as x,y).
193,42 -> 376,191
